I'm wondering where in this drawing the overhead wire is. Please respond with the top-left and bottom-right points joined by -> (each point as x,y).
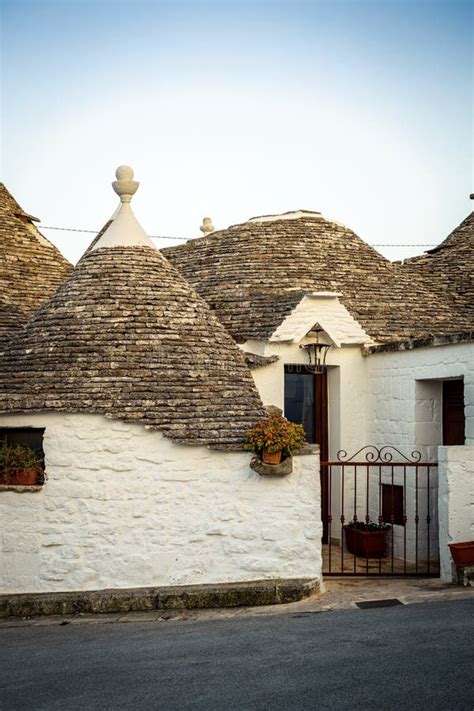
39,225 -> 184,240
38,224 -> 437,248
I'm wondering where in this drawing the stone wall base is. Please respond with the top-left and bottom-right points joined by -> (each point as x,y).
0,577 -> 320,619
454,565 -> 474,587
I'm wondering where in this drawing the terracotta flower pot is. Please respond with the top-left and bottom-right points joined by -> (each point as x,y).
344,525 -> 388,558
449,541 -> 474,567
4,469 -> 40,486
262,449 -> 282,465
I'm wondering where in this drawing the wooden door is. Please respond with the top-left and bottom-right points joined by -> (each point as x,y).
315,372 -> 329,542
442,380 -> 465,445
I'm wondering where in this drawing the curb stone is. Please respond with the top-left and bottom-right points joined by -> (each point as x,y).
0,577 -> 319,620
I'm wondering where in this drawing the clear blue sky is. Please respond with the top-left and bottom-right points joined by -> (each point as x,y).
1,0 -> 472,263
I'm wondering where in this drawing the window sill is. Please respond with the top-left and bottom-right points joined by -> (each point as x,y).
0,485 -> 43,493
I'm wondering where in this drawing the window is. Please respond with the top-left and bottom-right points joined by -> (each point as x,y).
0,427 -> 45,452
0,427 -> 45,487
284,365 -> 316,443
442,380 -> 465,445
382,484 -> 404,526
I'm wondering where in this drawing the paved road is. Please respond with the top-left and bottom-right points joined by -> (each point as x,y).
1,599 -> 473,710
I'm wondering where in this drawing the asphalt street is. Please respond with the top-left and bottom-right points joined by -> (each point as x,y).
0,598 -> 472,711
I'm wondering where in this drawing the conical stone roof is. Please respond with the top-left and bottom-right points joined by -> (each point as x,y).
0,183 -> 72,336
401,210 -> 474,317
164,211 -> 472,343
0,167 -> 264,447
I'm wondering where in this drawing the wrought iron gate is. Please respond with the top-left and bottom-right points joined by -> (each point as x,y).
321,446 -> 439,577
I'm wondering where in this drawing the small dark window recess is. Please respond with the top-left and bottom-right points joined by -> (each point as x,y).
0,427 -> 45,486
0,427 -> 45,453
382,484 -> 405,526
443,380 -> 465,445
284,365 -> 316,443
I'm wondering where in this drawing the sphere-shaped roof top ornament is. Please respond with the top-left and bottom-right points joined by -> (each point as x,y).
200,217 -> 214,235
112,165 -> 139,203
90,164 -> 155,252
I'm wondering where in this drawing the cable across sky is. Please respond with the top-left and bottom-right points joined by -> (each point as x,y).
38,224 -> 437,248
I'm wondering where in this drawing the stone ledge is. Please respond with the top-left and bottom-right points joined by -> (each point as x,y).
365,330 -> 474,355
0,485 -> 43,493
250,456 -> 293,477
0,578 -> 320,619
243,352 -> 280,369
294,444 -> 319,456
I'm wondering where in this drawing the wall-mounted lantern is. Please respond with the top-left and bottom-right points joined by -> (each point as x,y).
300,330 -> 332,373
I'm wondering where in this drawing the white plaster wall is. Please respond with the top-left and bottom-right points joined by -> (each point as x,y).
367,342 -> 474,449
365,464 -> 438,563
415,380 -> 443,460
438,445 -> 474,581
0,413 -> 321,594
244,340 -> 368,542
367,342 -> 474,565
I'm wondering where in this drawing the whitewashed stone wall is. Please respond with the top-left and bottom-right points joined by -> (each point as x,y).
438,446 -> 474,581
247,339 -> 474,564
243,338 -> 367,550
243,339 -> 368,538
0,413 -> 321,594
366,342 -> 474,450
367,342 -> 474,564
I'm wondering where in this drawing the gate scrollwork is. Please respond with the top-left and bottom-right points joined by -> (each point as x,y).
336,445 -> 422,464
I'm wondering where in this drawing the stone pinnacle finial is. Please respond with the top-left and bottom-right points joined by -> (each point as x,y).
112,165 -> 139,203
200,217 -> 214,235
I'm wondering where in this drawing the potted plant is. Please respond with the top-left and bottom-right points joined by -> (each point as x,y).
245,415 -> 306,464
449,541 -> 474,567
344,520 -> 390,558
0,440 -> 44,486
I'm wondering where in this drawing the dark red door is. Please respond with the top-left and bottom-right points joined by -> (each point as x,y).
443,380 -> 465,445
315,372 -> 329,542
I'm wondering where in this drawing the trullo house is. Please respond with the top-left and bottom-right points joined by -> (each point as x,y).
0,169 -> 321,602
164,208 -> 473,581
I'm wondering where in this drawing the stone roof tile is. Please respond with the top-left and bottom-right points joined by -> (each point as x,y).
0,169 -> 264,447
164,213 -> 471,343
401,211 -> 474,317
0,183 -> 72,336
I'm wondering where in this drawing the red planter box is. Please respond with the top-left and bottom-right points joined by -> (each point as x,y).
449,542 -> 474,567
2,469 -> 40,486
344,526 -> 387,558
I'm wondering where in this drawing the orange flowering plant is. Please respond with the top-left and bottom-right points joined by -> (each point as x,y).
245,415 -> 306,456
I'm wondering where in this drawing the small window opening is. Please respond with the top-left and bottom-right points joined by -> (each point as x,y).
382,484 -> 404,526
284,365 -> 316,443
0,427 -> 46,486
442,379 -> 465,445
